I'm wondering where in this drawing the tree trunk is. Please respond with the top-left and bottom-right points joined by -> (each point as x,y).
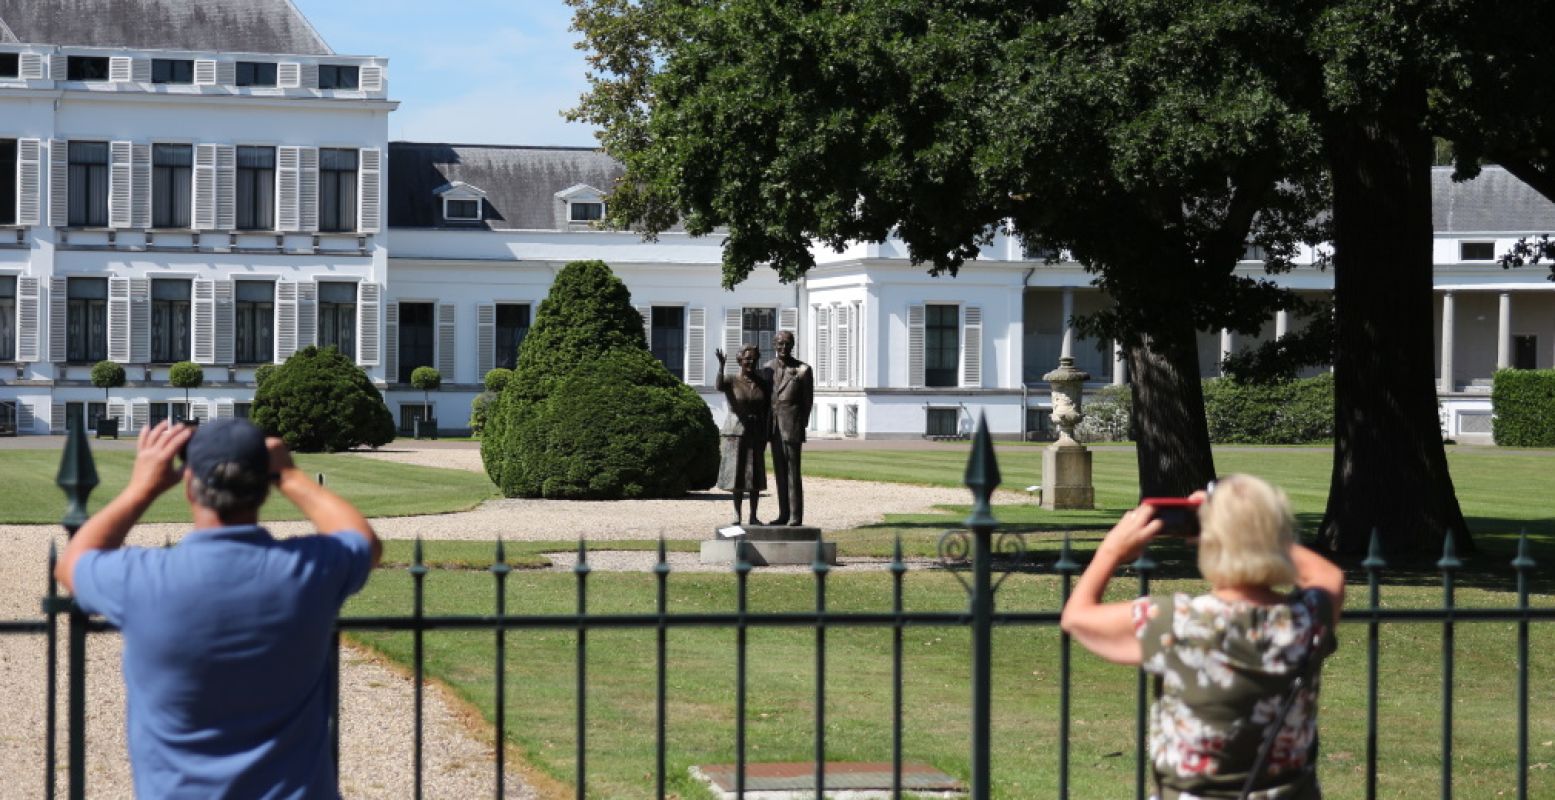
1318,91 -> 1472,557
1127,315 -> 1217,498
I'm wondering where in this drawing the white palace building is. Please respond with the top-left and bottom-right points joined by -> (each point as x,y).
1,0 -> 1552,443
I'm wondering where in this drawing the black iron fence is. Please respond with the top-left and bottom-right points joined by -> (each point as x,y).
9,421 -> 1553,799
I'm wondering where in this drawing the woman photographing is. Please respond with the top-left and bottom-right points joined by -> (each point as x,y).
1061,474 -> 1345,799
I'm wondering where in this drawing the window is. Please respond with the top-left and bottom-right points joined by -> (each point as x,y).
651,306 -> 685,380
66,277 -> 107,363
0,275 -> 14,360
1459,241 -> 1495,261
236,61 -> 277,87
0,400 -> 15,435
0,139 -> 14,225
397,302 -> 434,383
569,201 -> 604,222
152,144 -> 192,229
0,53 -> 18,78
318,148 -> 358,233
445,198 -> 480,221
925,304 -> 959,387
318,282 -> 357,360
926,408 -> 959,437
741,307 -> 776,356
398,404 -> 429,435
66,57 -> 110,81
151,59 -> 194,85
236,146 -> 275,230
64,402 -> 107,432
1242,243 -> 1268,261
318,65 -> 360,90
234,281 -> 274,364
149,401 -> 189,428
234,402 -> 252,419
1514,335 -> 1538,370
150,279 -> 191,362
494,303 -> 530,371
67,142 -> 109,227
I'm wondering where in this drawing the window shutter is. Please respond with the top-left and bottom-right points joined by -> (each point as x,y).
108,277 -> 131,362
16,401 -> 34,434
961,305 -> 983,388
48,277 -> 67,362
17,139 -> 41,226
835,305 -> 851,388
779,307 -> 798,335
686,307 -> 706,386
275,281 -> 298,361
357,147 -> 381,233
19,53 -> 44,80
130,401 -> 149,433
214,281 -> 234,364
437,303 -> 456,379
52,402 -> 67,434
297,281 -> 316,348
908,304 -> 925,388
48,139 -> 68,227
815,306 -> 831,387
192,401 -> 212,423
476,303 -> 495,377
722,307 -> 741,375
108,141 -> 133,229
357,283 -> 381,367
300,63 -> 319,90
194,144 -> 219,229
298,147 -> 319,232
636,305 -> 651,349
48,54 -> 66,82
276,146 -> 300,231
107,398 -> 127,429
216,145 -> 236,230
16,277 -> 39,362
360,65 -> 384,92
216,61 -> 236,86
215,399 -> 234,419
383,301 -> 398,380
131,58 -> 151,83
131,144 -> 152,229
109,57 -> 133,83
194,59 -> 218,86
193,279 -> 215,363
129,279 -> 150,363
278,62 -> 301,88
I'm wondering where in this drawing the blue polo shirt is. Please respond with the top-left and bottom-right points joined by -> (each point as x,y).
72,526 -> 374,800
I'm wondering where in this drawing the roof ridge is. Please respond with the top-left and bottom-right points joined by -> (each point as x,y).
0,13 -> 17,43
280,0 -> 333,55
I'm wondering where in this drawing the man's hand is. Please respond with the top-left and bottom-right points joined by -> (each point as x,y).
266,436 -> 296,481
128,421 -> 196,501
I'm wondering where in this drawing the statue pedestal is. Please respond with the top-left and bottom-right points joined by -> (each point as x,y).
1042,441 -> 1095,510
700,525 -> 837,566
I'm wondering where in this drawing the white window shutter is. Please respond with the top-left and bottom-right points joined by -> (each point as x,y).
815,306 -> 831,387
722,307 -> 742,375
214,281 -> 235,364
216,61 -> 236,86
278,62 -> 301,88
908,304 -> 926,388
17,139 -> 41,226
130,401 -> 149,433
357,283 -> 382,366
48,277 -> 67,362
779,307 -> 798,335
686,307 -> 707,386
108,141 -> 133,229
383,300 -> 398,380
961,305 -> 983,388
437,303 -> 456,379
216,145 -> 236,230
297,282 -> 316,348
48,55 -> 66,82
108,277 -> 132,362
636,305 -> 652,349
276,147 -> 301,231
16,277 -> 39,362
476,303 -> 495,377
300,63 -> 319,90
215,399 -> 234,419
357,147 -> 381,233
194,59 -> 218,86
275,281 -> 298,361
48,139 -> 68,227
131,144 -> 152,229
360,65 -> 384,92
193,279 -> 215,363
193,144 -> 218,230
109,57 -> 132,83
298,147 -> 319,232
131,58 -> 151,83
19,54 -> 44,80
129,279 -> 151,363
15,401 -> 34,434
835,305 -> 851,388
192,401 -> 212,423
107,398 -> 127,428
52,402 -> 67,434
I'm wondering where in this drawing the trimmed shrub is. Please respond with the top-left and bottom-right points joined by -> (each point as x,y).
168,361 -> 203,406
91,360 -> 126,402
1492,368 -> 1555,446
251,345 -> 395,452
254,363 -> 277,387
1202,373 -> 1334,445
411,366 -> 441,420
483,368 -> 513,393
469,369 -> 514,437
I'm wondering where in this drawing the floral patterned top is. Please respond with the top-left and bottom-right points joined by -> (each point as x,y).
1133,589 -> 1337,800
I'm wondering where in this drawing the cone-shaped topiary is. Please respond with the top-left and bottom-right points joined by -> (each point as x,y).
481,260 -> 717,497
251,345 -> 395,452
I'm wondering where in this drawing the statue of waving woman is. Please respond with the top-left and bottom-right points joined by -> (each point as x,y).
715,345 -> 771,525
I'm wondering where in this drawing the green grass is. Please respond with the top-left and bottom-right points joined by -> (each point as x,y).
0,450 -> 496,523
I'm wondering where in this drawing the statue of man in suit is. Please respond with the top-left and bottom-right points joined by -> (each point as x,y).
766,330 -> 814,526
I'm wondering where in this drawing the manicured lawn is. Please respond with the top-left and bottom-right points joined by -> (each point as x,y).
0,450 -> 496,524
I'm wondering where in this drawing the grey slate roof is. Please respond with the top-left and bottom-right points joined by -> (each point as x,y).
388,143 -> 627,231
1433,166 -> 1555,233
0,0 -> 332,55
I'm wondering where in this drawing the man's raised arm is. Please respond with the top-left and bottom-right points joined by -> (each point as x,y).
266,438 -> 381,567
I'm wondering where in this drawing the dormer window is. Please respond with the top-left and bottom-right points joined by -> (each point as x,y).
554,183 -> 606,227
1459,241 -> 1495,262
152,59 -> 194,85
319,65 -> 359,90
570,201 -> 604,222
67,56 -> 110,82
0,54 -> 18,79
236,62 -> 278,88
434,181 -> 488,225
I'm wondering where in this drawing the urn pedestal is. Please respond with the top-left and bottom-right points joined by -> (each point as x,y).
1041,357 -> 1096,510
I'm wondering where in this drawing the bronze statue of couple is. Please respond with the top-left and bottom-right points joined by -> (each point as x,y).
714,330 -> 814,527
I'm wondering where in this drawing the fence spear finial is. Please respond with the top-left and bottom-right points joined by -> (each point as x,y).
1512,529 -> 1535,570
963,413 -> 1000,529
1438,529 -> 1462,571
1362,528 -> 1387,571
56,420 -> 99,534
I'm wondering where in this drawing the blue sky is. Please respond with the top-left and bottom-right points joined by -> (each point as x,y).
290,1 -> 601,147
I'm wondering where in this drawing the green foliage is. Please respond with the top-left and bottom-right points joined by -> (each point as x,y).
90,360 -> 125,390
483,367 -> 513,393
251,345 -> 395,453
410,366 -> 442,392
253,363 -> 277,387
1075,385 -> 1133,443
1492,369 -> 1555,447
168,361 -> 204,390
468,391 -> 496,438
1202,374 -> 1334,445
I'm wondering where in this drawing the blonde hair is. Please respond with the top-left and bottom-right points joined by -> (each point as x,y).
1196,474 -> 1297,588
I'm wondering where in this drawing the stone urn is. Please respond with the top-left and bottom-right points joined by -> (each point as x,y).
1040,356 -> 1095,509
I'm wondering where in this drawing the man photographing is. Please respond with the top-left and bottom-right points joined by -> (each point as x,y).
55,418 -> 381,798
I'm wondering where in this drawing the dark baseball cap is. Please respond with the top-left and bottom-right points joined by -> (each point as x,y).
184,418 -> 271,487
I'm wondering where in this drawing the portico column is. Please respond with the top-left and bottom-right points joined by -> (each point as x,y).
1440,291 -> 1455,394
1219,328 -> 1234,376
1060,287 -> 1075,360
1112,340 -> 1126,386
1497,292 -> 1512,370
1275,309 -> 1291,339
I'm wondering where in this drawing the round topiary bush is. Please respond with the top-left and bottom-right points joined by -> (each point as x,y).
482,259 -> 717,498
410,366 -> 441,421
168,361 -> 204,407
91,360 -> 126,402
483,367 -> 513,393
251,345 -> 395,452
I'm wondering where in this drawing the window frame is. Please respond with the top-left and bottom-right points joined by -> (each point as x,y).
924,303 -> 960,388
0,274 -> 15,362
318,148 -> 358,233
318,64 -> 360,90
67,141 -> 110,228
0,53 -> 18,79
151,143 -> 193,229
444,197 -> 481,222
235,61 -> 278,88
926,407 -> 960,437
569,201 -> 605,223
0,138 -> 15,226
1459,241 -> 1496,262
65,277 -> 108,363
233,280 -> 274,365
235,145 -> 276,231
317,281 -> 357,361
650,305 -> 686,381
493,303 -> 530,372
150,59 -> 194,85
396,301 -> 436,383
149,278 -> 192,363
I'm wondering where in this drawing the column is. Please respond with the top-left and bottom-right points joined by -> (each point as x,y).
1113,340 -> 1126,386
1440,291 -> 1455,393
1219,328 -> 1234,376
1060,286 -> 1075,360
1497,292 -> 1512,370
1275,309 -> 1291,339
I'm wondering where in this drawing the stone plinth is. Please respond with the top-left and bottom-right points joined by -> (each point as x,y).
700,525 -> 837,566
1041,441 -> 1095,510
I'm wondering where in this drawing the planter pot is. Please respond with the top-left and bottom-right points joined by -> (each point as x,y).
414,418 -> 438,440
96,417 -> 120,440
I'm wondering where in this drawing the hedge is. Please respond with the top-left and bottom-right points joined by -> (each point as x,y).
1202,373 -> 1333,445
251,345 -> 396,452
1492,368 -> 1555,446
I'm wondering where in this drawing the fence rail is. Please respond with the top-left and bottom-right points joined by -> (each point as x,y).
11,421 -> 1550,799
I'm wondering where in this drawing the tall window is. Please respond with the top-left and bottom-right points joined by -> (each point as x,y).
0,139 -> 15,225
318,148 -> 358,233
318,282 -> 357,360
68,142 -> 109,227
0,275 -> 14,360
494,304 -> 530,371
150,279 -> 191,362
152,144 -> 192,229
151,59 -> 194,85
651,307 -> 685,380
318,65 -> 360,90
64,401 -> 107,432
66,277 -> 107,362
236,146 -> 275,230
397,302 -> 434,383
925,304 -> 959,387
236,62 -> 278,87
234,281 -> 274,364
741,307 -> 776,357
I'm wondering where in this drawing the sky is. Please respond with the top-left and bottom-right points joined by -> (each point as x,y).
290,0 -> 601,147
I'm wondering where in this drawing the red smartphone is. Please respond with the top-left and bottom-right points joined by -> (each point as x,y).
1141,496 -> 1203,537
